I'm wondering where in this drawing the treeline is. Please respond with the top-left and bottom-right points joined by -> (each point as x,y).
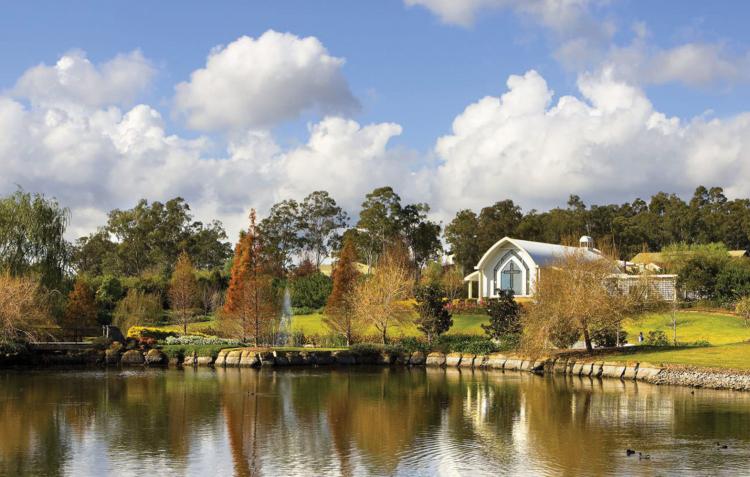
3,184 -> 750,345
446,186 -> 750,272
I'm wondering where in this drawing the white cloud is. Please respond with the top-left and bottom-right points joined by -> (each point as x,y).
603,36 -> 750,87
430,69 -> 750,218
406,0 -> 597,29
0,51 -> 401,240
173,30 -> 359,132
13,50 -> 155,110
278,117 -> 407,211
5,49 -> 750,244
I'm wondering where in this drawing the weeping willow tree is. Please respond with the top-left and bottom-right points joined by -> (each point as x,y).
0,190 -> 70,290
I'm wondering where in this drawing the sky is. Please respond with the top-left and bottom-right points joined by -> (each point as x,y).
2,0 -> 750,241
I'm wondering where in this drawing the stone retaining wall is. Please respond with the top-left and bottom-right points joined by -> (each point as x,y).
31,344 -> 744,392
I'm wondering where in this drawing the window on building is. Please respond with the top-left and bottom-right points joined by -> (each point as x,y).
499,260 -> 523,295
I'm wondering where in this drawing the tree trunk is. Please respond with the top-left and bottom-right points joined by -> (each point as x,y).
582,326 -> 593,353
183,313 -> 187,335
382,326 -> 388,345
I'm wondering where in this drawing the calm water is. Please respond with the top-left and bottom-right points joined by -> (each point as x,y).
1,367 -> 749,477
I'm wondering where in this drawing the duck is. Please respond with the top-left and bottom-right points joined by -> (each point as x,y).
626,449 -> 636,456
638,452 -> 651,460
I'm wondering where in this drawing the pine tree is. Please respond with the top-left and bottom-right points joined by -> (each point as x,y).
223,210 -> 280,345
169,251 -> 198,334
324,236 -> 360,345
63,278 -> 98,341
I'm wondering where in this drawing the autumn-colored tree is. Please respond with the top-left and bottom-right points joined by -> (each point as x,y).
522,250 -> 644,353
222,210 -> 280,345
736,296 -> 750,327
324,236 -> 361,345
352,245 -> 413,344
169,251 -> 199,334
63,278 -> 98,341
441,266 -> 465,301
0,274 -> 51,344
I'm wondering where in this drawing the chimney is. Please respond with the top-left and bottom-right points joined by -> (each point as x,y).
579,235 -> 594,250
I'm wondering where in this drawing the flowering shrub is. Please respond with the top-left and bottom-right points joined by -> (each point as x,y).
445,299 -> 486,315
127,326 -> 178,341
164,335 -> 241,346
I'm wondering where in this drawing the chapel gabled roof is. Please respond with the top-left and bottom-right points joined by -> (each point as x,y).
475,237 -> 602,269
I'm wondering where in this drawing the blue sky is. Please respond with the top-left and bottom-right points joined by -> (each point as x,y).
5,0 -> 749,148
2,1 -> 750,238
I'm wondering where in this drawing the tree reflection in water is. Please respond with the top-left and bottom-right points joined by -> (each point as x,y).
1,368 -> 750,476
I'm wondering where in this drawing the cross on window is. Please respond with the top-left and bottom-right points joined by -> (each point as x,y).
499,261 -> 522,295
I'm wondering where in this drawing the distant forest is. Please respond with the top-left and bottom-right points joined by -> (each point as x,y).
445,186 -> 749,272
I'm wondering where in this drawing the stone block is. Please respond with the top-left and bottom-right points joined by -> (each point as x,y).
485,353 -> 507,369
425,352 -> 446,367
445,353 -> 463,367
409,351 -> 426,365
635,363 -> 663,380
121,350 -> 144,366
622,364 -> 638,380
225,350 -> 243,367
240,350 -> 260,367
459,354 -> 476,367
600,362 -> 625,379
504,358 -> 523,371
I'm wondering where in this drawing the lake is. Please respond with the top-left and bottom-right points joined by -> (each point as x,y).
0,367 -> 748,476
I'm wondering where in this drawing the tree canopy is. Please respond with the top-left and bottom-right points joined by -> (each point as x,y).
0,190 -> 70,289
73,197 -> 231,276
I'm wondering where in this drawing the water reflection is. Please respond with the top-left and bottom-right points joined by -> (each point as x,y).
0,368 -> 749,476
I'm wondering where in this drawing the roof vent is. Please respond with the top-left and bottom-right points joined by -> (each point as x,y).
579,235 -> 594,250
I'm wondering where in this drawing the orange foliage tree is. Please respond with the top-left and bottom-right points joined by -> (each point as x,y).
169,251 -> 198,334
63,278 -> 98,341
324,236 -> 361,345
222,210 -> 280,345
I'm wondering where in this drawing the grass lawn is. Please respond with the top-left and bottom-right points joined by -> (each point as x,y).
290,312 -> 488,337
606,342 -> 750,370
623,311 -> 750,345
154,320 -> 222,335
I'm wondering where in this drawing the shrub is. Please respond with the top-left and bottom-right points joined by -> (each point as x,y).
383,343 -> 406,356
398,336 -> 429,354
164,335 -> 241,346
127,326 -> 178,341
482,291 -> 521,340
445,299 -> 486,315
350,343 -> 383,356
646,330 -> 670,346
434,334 -> 497,354
590,326 -> 628,348
462,340 -> 498,355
